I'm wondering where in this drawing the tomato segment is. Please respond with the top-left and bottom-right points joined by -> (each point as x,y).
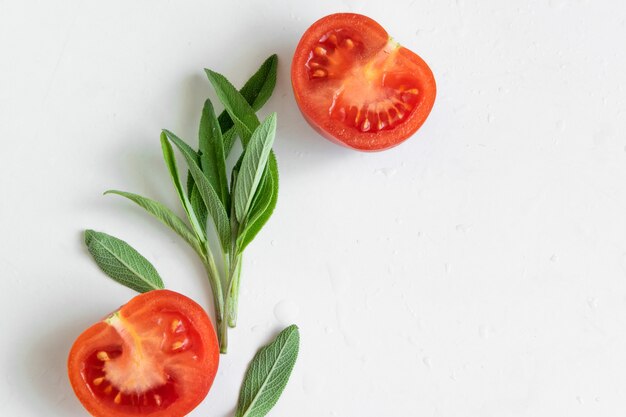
292,13 -> 436,151
68,290 -> 219,417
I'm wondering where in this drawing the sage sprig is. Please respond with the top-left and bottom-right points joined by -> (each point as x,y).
84,55 -> 280,353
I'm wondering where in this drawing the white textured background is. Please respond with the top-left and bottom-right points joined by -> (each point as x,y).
2,0 -> 626,416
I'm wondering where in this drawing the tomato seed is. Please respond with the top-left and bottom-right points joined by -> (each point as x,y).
314,46 -> 327,56
171,319 -> 181,332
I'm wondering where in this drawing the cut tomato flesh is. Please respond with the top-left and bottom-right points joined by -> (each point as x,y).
84,347 -> 179,411
82,310 -> 198,412
68,290 -> 219,417
306,31 -> 420,134
292,13 -> 436,151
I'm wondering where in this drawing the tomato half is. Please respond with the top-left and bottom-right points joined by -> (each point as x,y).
291,13 -> 436,151
68,290 -> 219,417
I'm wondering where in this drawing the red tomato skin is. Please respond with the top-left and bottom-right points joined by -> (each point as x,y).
291,13 -> 436,151
68,290 -> 219,417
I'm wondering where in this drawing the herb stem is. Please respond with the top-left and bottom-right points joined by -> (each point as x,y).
202,259 -> 227,352
217,315 -> 228,354
227,255 -> 242,328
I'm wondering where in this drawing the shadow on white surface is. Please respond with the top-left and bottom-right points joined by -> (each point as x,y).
18,319 -> 89,415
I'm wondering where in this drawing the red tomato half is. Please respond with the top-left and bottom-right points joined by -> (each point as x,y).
68,290 -> 219,417
291,13 -> 436,151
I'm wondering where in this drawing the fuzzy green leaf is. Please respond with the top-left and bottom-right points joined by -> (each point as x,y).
160,132 -> 205,243
222,128 -> 238,158
241,54 -> 278,112
218,54 -> 278,155
234,113 -> 276,223
189,184 -> 208,235
163,130 -> 231,252
205,69 -> 260,145
204,69 -> 280,249
199,98 -> 229,207
84,230 -> 164,293
235,325 -> 300,417
236,156 -> 278,253
104,190 -> 204,258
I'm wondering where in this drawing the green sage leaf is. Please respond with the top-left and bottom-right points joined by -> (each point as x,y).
218,54 -> 278,155
233,113 -> 277,223
236,156 -> 278,253
84,230 -> 164,293
204,68 -> 281,250
222,128 -> 238,158
160,132 -> 205,243
205,69 -> 259,145
104,190 -> 204,258
163,130 -> 231,252
235,325 -> 300,417
217,54 -> 278,132
189,184 -> 208,235
241,54 -> 278,113
199,98 -> 229,207
186,169 -> 196,197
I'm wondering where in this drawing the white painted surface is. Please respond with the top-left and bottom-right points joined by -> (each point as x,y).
1,0 -> 626,415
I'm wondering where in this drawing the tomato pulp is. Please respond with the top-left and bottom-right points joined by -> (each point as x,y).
291,13 -> 436,151
68,290 -> 219,417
